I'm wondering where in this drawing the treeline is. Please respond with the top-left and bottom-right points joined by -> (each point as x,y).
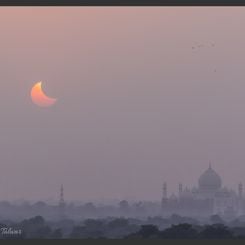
0,200 -> 160,220
1,215 -> 245,239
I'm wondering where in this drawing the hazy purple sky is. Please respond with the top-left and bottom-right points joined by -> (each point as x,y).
0,7 -> 245,202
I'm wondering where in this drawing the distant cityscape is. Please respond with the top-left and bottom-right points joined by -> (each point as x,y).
0,163 -> 245,239
0,163 -> 242,223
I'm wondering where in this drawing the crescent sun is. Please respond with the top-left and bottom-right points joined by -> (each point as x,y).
31,81 -> 57,107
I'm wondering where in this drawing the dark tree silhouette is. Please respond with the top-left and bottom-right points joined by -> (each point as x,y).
69,219 -> 106,239
18,216 -> 51,239
119,200 -> 130,213
83,203 -> 97,214
200,224 -> 234,239
0,215 -> 244,239
106,218 -> 139,238
107,218 -> 129,229
69,225 -> 105,239
210,215 -> 224,224
51,228 -> 63,239
137,225 -> 159,238
160,223 -> 198,239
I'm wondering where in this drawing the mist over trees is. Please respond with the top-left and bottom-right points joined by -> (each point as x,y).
0,200 -> 160,221
1,215 -> 245,239
1,200 -> 245,239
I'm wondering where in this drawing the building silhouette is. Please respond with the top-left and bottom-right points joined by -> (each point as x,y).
161,163 -> 243,219
58,184 -> 66,219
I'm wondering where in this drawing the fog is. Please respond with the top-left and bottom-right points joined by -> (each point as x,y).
0,7 -> 244,201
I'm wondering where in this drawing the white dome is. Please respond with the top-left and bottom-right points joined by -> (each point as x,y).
198,164 -> 222,191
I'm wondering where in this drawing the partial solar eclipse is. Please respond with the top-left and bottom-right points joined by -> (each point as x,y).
31,82 -> 57,107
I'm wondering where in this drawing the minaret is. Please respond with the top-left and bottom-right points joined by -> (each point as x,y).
239,182 -> 243,199
58,184 -> 66,219
161,182 -> 168,209
179,183 -> 183,197
238,182 -> 243,216
162,182 -> 167,199
59,184 -> 65,207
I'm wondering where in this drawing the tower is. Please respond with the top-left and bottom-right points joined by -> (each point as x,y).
58,184 -> 66,219
162,182 -> 167,199
179,183 -> 183,197
161,182 -> 168,209
59,184 -> 65,207
238,182 -> 243,216
239,182 -> 243,199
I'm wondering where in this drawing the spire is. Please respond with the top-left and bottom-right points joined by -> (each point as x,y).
161,181 -> 168,208
58,184 -> 66,219
162,182 -> 167,199
179,183 -> 183,197
209,161 -> 212,169
59,184 -> 65,207
239,182 -> 243,199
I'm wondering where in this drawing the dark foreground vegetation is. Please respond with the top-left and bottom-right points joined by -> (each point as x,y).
1,214 -> 245,239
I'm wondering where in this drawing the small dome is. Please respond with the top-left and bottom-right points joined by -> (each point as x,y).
169,193 -> 178,201
198,164 -> 222,191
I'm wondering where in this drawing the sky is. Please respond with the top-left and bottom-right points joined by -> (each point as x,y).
0,7 -> 245,202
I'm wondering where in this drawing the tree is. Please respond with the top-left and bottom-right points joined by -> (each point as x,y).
119,200 -> 130,213
106,218 -> 138,239
69,219 -> 107,239
83,202 -> 96,214
200,224 -> 234,239
19,215 -> 45,233
51,228 -> 63,239
33,201 -> 47,209
69,225 -> 105,239
107,218 -> 129,229
160,223 -> 198,239
170,214 -> 182,224
18,216 -> 52,239
138,225 -> 159,238
210,215 -> 224,224
33,226 -> 52,239
69,226 -> 86,239
83,219 -> 105,230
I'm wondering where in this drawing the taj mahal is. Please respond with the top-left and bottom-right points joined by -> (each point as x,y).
161,163 -> 244,219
